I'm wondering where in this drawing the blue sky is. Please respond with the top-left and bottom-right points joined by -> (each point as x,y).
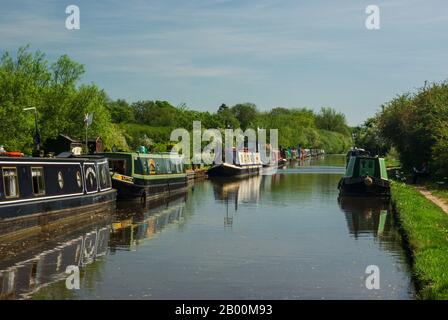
1,0 -> 448,125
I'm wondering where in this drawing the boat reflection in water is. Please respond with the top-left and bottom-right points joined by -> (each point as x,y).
338,196 -> 393,239
0,215 -> 112,299
0,193 -> 187,299
212,176 -> 262,227
110,193 -> 187,251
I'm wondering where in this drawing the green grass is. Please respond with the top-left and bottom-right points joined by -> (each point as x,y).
391,182 -> 448,299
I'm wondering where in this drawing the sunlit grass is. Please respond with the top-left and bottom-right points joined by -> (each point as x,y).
392,182 -> 448,300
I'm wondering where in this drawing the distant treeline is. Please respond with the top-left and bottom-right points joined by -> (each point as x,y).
354,81 -> 448,177
0,47 -> 352,155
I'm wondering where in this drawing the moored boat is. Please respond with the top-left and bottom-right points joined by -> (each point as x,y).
98,151 -> 187,201
262,147 -> 287,169
0,153 -> 116,238
207,148 -> 262,177
338,155 -> 390,197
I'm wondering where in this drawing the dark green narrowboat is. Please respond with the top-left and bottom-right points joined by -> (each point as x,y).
99,152 -> 187,201
338,156 -> 390,197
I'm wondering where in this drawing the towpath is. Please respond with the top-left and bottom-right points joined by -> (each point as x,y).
416,186 -> 448,214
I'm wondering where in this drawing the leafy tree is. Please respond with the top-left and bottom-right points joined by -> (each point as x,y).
353,116 -> 390,156
378,81 -> 448,175
315,107 -> 350,135
216,103 -> 239,129
106,99 -> 135,123
231,103 -> 257,130
0,46 -> 121,154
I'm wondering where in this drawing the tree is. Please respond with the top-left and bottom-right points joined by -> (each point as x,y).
216,103 -> 239,129
0,46 -> 121,153
378,82 -> 448,174
353,116 -> 390,156
315,107 -> 349,135
106,99 -> 135,123
231,103 -> 257,130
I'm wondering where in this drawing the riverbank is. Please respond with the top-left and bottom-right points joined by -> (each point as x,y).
391,182 -> 448,299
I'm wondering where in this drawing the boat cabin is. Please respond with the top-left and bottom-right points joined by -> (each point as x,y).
101,152 -> 185,178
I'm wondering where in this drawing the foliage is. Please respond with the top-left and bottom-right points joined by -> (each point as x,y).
106,99 -> 134,123
315,107 -> 350,135
0,46 -> 122,154
353,116 -> 390,156
231,103 -> 257,130
0,46 -> 352,155
377,81 -> 448,177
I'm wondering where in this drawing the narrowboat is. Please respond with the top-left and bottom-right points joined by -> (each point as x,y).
98,152 -> 187,201
261,146 -> 287,169
338,155 -> 390,197
207,148 -> 262,177
271,150 -> 288,168
0,153 -> 116,237
345,148 -> 370,167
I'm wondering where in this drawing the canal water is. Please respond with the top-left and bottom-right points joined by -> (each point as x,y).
0,155 -> 415,299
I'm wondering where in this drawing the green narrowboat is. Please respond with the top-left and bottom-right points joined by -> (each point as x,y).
99,152 -> 187,201
338,155 -> 390,197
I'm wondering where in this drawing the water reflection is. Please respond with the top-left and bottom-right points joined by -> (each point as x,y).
0,221 -> 111,300
0,193 -> 187,300
110,195 -> 187,251
337,196 -> 410,259
0,155 -> 415,300
212,176 -> 262,227
338,197 -> 391,238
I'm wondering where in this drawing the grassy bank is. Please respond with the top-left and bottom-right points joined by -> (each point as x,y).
391,182 -> 448,299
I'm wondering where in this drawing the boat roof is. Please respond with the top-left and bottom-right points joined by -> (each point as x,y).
100,151 -> 183,158
0,156 -> 108,162
350,155 -> 384,160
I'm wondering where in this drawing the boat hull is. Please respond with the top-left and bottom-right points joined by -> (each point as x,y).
338,176 -> 390,197
0,189 -> 116,238
112,176 -> 187,201
207,163 -> 261,177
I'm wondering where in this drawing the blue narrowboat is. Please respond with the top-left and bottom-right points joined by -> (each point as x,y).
0,153 -> 116,237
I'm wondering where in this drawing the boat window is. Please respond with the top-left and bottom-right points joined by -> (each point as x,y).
165,158 -> 172,174
76,171 -> 82,188
133,158 -> 149,175
2,167 -> 19,198
153,158 -> 166,174
98,163 -> 111,189
31,167 -> 45,196
359,159 -> 375,177
58,171 -> 64,189
109,159 -> 126,175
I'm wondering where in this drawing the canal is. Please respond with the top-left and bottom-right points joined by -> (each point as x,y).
0,155 -> 415,299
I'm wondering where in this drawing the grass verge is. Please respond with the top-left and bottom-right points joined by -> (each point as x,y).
391,181 -> 448,299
